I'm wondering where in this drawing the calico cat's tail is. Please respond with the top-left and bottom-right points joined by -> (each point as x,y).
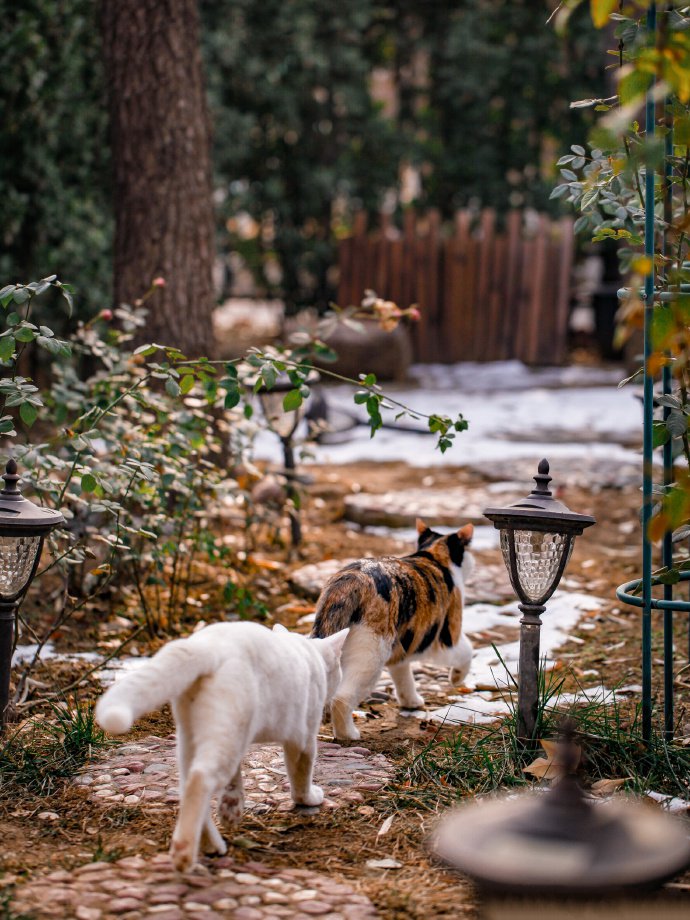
95,637 -> 220,734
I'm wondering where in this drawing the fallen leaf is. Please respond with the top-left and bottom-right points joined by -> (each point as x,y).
377,815 -> 394,838
247,555 -> 282,570
274,601 -> 316,615
523,738 -> 582,782
591,778 -> 630,796
366,858 -> 402,870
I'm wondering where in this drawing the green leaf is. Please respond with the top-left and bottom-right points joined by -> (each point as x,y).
133,344 -> 159,356
14,327 -> 35,343
0,417 -> 15,435
180,375 -> 195,395
0,337 -> 15,363
653,419 -> 671,448
354,390 -> 368,405
12,289 -> 29,305
19,402 -> 37,427
224,388 -> 241,409
81,473 -> 97,493
0,286 -> 15,308
283,389 -> 303,412
361,373 -> 377,386
165,377 -> 181,397
666,410 -> 688,437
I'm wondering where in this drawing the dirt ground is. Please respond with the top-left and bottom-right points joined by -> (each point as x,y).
2,458 -> 690,918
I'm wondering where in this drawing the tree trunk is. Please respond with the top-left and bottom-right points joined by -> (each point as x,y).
101,0 -> 216,356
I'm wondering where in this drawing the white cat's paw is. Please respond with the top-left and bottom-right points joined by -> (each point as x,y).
201,823 -> 227,855
398,691 -> 425,709
297,784 -> 324,807
333,723 -> 360,741
170,838 -> 196,873
219,787 -> 244,824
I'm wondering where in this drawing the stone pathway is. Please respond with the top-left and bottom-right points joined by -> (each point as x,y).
13,854 -> 378,919
74,739 -> 393,815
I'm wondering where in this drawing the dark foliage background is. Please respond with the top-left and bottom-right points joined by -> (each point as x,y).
0,0 -> 604,316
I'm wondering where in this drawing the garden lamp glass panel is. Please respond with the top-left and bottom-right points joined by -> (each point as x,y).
0,458 -> 64,728
486,460 -> 594,606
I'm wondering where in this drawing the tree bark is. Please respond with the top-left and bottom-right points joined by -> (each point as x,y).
102,0 -> 216,356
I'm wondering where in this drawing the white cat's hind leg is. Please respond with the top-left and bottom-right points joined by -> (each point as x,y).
284,740 -> 323,807
171,762 -> 217,872
388,660 -> 424,709
331,627 -> 389,741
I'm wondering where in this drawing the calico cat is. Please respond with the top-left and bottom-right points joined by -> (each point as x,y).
311,519 -> 474,741
95,621 -> 348,872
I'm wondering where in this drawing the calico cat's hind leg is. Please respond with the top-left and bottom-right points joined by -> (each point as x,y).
448,634 -> 474,687
388,660 -> 424,709
284,739 -> 324,807
218,768 -> 245,826
331,627 -> 389,741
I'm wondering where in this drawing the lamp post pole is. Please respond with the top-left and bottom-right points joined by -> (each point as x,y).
280,436 -> 301,547
0,601 -> 18,729
516,602 -> 545,742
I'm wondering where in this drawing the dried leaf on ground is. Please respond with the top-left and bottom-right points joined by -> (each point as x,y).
523,738 -> 582,781
366,858 -> 402,870
591,777 -> 629,795
377,815 -> 394,838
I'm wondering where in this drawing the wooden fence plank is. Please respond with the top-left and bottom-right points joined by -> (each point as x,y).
335,208 -> 574,364
501,210 -> 523,360
475,209 -> 496,359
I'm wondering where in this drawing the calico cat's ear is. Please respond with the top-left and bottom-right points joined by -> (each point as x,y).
416,517 -> 429,535
272,623 -> 289,634
457,523 -> 474,543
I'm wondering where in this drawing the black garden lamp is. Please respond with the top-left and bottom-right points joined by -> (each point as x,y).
483,460 -> 595,743
254,370 -> 320,547
0,459 -> 64,730
432,728 -> 690,903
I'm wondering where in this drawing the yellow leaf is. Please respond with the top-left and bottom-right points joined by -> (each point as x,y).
591,777 -> 630,796
591,0 -> 617,29
631,256 -> 653,277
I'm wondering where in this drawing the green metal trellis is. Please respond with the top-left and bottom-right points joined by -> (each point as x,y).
615,2 -> 690,744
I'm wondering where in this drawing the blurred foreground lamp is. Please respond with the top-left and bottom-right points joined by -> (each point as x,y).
432,736 -> 690,910
254,370 -> 320,547
0,459 -> 64,730
484,460 -> 594,742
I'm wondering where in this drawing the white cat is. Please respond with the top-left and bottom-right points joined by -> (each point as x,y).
95,621 -> 348,872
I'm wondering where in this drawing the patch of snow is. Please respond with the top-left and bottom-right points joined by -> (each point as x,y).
422,591 -> 605,725
350,522 -> 500,551
254,368 -> 641,467
12,644 -> 102,666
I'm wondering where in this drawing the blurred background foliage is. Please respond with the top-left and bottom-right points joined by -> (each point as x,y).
0,0 -> 604,317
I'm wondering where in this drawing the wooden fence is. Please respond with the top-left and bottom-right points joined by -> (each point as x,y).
336,209 -> 575,364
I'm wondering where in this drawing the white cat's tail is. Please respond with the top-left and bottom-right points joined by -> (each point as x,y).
95,637 -> 218,734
